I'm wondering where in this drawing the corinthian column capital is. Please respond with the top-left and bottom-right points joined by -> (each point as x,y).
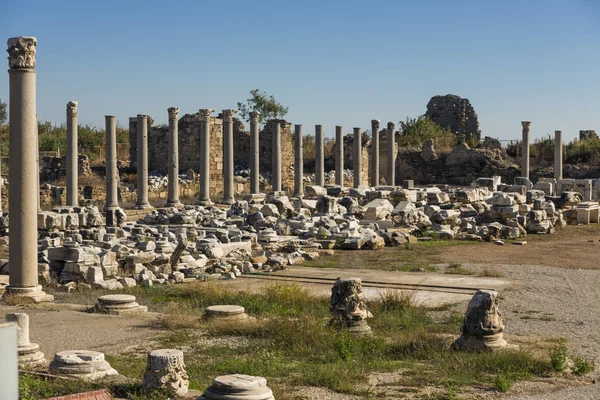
222,109 -> 238,122
7,36 -> 37,69
198,109 -> 214,121
168,107 -> 179,121
67,101 -> 78,116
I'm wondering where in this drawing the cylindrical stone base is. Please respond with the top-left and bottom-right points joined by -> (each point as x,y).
198,374 -> 275,400
96,294 -> 147,316
204,305 -> 248,321
49,350 -> 118,381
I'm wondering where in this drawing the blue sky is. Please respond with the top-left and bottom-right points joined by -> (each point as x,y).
1,0 -> 599,142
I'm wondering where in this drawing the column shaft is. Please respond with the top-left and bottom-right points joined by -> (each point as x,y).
198,109 -> 213,203
353,127 -> 362,188
135,115 -> 150,208
521,121 -> 531,178
387,122 -> 395,186
335,126 -> 344,186
294,124 -> 303,197
66,101 -> 78,206
166,107 -> 182,207
272,122 -> 282,191
370,120 -> 380,186
249,112 -> 260,194
105,116 -> 119,209
315,125 -> 324,186
554,130 -> 563,180
222,109 -> 236,204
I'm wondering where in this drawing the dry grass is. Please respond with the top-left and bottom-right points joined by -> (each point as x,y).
2,293 -> 36,306
481,267 -> 504,278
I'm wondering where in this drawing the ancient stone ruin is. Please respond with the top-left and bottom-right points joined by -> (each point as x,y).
425,94 -> 481,140
329,278 -> 372,336
198,374 -> 275,400
142,349 -> 189,396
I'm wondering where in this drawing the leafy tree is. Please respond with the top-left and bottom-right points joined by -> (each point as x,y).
237,89 -> 288,125
0,98 -> 7,126
398,115 -> 454,147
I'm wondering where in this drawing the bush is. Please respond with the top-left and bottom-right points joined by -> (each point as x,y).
549,343 -> 568,372
494,370 -> 513,392
572,356 -> 593,375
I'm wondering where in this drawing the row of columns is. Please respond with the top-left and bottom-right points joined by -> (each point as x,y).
521,122 -> 563,181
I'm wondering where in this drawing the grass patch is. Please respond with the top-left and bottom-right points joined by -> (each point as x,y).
481,267 -> 503,277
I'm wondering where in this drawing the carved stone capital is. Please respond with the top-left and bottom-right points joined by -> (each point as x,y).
387,121 -> 395,131
521,121 -> 531,130
7,36 -> 37,69
198,109 -> 214,121
222,109 -> 238,122
66,101 -> 78,116
249,111 -> 261,123
168,107 -> 179,121
371,120 -> 380,129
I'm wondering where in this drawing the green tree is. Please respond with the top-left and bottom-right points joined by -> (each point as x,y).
237,89 -> 289,125
0,98 -> 7,126
398,115 -> 454,147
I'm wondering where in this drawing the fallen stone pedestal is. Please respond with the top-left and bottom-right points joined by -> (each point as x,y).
204,305 -> 249,321
96,294 -> 147,315
49,350 -> 118,381
198,374 -> 275,400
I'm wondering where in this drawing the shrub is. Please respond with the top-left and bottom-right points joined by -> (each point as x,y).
549,343 -> 568,372
494,370 -> 513,392
572,356 -> 593,375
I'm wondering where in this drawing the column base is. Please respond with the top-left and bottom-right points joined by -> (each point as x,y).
165,201 -> 184,209
196,199 -> 213,206
222,197 -> 235,205
133,203 -> 153,210
4,285 -> 54,303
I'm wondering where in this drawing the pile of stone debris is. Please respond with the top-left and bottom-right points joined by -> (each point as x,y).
0,176 -> 586,291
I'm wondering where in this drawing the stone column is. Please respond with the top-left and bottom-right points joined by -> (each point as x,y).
272,121 -> 282,192
249,112 -> 260,194
315,125 -> 324,186
5,37 -> 52,302
135,115 -> 151,209
294,124 -> 303,198
370,120 -> 380,186
166,107 -> 182,208
521,121 -> 531,179
105,116 -> 119,211
554,130 -> 563,180
353,127 -> 362,188
387,122 -> 396,186
222,109 -> 237,204
335,126 -> 344,186
66,101 -> 78,206
198,109 -> 213,204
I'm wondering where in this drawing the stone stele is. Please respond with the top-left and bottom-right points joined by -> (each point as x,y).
142,349 -> 189,396
451,289 -> 514,352
329,278 -> 373,336
198,374 -> 275,400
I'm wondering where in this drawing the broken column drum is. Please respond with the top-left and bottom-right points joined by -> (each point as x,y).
198,374 -> 275,400
166,107 -> 183,208
66,101 -> 79,206
335,126 -> 344,186
135,114 -> 151,209
353,127 -> 362,187
249,111 -> 261,194
272,121 -> 282,192
387,121 -> 395,186
554,130 -> 563,180
222,109 -> 237,204
315,124 -> 324,186
451,289 -> 511,351
370,119 -> 380,186
204,305 -> 249,321
143,349 -> 189,396
198,109 -> 213,204
96,294 -> 148,315
5,36 -> 53,302
6,313 -> 46,368
294,124 -> 303,197
521,121 -> 531,178
329,278 -> 372,336
49,350 -> 118,381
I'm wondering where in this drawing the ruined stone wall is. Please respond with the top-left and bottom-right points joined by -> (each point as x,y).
425,94 -> 480,138
40,155 -> 92,183
579,130 -> 598,141
334,132 -> 370,186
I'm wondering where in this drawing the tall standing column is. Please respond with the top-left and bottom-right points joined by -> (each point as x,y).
272,121 -> 282,192
521,121 -> 531,179
166,107 -> 182,208
66,101 -> 78,206
554,130 -> 563,180
5,36 -> 52,302
198,109 -> 213,204
222,109 -> 237,204
387,122 -> 396,186
249,112 -> 260,194
105,116 -> 119,211
370,119 -> 380,186
294,124 -> 304,197
335,126 -> 344,186
135,115 -> 151,209
315,125 -> 324,186
353,127 -> 362,188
